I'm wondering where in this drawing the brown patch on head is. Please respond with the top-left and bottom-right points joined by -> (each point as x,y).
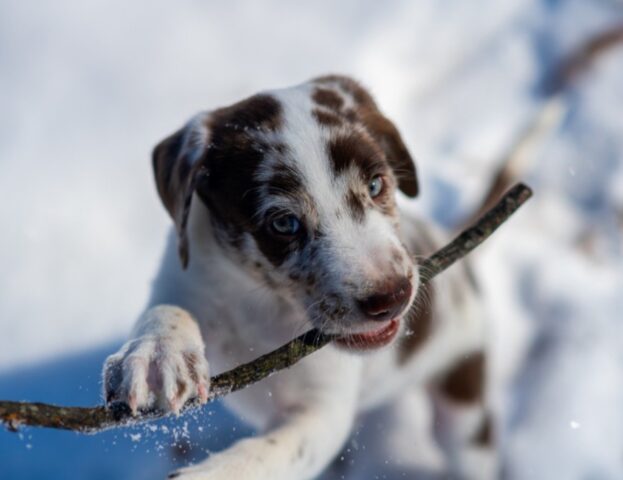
311,82 -> 361,128
397,282 -> 434,364
312,88 -> 343,111
345,189 -> 366,222
328,134 -> 357,174
153,93 -> 284,268
210,93 -> 283,133
313,87 -> 345,111
267,163 -> 303,198
343,108 -> 357,122
314,75 -> 375,107
437,351 -> 486,404
194,93 -> 312,268
312,109 -> 343,127
192,94 -> 295,264
328,131 -> 385,177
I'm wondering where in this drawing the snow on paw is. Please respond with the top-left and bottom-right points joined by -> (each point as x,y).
102,306 -> 210,415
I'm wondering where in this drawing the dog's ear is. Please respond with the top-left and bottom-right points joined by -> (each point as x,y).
358,108 -> 419,197
152,113 -> 210,269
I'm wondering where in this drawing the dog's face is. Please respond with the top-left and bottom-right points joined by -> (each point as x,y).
153,76 -> 419,350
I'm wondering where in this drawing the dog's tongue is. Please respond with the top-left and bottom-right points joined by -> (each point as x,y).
335,319 -> 399,351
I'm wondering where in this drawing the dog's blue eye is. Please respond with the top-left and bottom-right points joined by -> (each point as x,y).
368,175 -> 384,198
271,214 -> 301,236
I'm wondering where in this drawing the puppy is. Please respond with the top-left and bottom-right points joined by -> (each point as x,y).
103,75 -> 494,479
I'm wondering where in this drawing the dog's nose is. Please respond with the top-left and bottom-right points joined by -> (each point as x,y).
357,277 -> 413,322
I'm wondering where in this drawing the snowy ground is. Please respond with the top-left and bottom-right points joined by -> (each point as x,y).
1,1 -> 622,478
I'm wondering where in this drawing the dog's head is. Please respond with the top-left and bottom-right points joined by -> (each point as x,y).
153,76 -> 419,350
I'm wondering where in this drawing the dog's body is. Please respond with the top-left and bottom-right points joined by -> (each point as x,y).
104,76 -> 495,479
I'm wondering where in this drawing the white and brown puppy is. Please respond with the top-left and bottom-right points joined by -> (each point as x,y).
103,75 -> 494,479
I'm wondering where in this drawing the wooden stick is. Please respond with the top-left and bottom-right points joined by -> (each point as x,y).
0,183 -> 532,434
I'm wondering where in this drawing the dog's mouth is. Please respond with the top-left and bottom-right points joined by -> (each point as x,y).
334,318 -> 401,351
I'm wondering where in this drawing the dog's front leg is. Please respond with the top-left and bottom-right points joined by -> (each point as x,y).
170,350 -> 361,480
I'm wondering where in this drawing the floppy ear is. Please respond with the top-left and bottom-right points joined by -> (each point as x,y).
357,108 -> 419,198
152,113 -> 210,269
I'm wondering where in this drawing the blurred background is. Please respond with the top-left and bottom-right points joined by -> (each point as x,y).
0,1 -> 622,478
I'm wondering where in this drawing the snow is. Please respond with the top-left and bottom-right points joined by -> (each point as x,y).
1,0 -> 622,478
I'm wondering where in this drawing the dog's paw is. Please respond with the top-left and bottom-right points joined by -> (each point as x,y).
103,305 -> 210,415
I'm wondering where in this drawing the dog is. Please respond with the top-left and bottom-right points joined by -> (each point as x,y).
103,75 -> 495,479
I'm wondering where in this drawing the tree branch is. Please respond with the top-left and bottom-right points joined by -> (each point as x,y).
0,183 -> 532,434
